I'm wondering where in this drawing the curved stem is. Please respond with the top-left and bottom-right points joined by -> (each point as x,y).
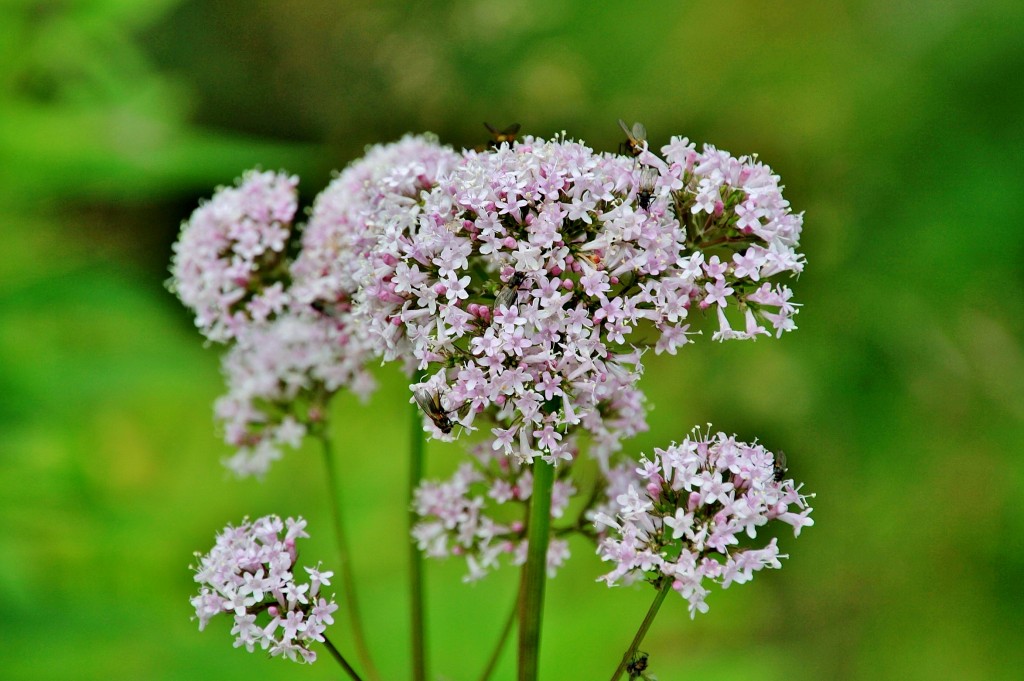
318,430 -> 381,681
409,391 -> 428,681
608,578 -> 673,681
476,590 -> 518,681
322,634 -> 365,681
517,458 -> 555,681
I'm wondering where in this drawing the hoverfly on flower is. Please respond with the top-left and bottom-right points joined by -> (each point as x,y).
618,119 -> 648,157
484,122 -> 521,148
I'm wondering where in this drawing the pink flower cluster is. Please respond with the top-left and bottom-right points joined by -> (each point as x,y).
171,133 -> 806,476
356,134 -> 804,463
170,136 -> 457,475
190,515 -> 339,664
658,138 -> 804,340
594,428 -> 814,617
170,170 -> 298,343
412,443 -> 576,581
292,135 -> 462,324
214,314 -> 376,477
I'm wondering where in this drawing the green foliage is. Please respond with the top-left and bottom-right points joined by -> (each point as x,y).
2,1 -> 1023,679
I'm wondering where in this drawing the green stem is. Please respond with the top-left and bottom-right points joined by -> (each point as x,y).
318,431 -> 381,681
517,458 -> 555,681
608,579 -> 673,681
322,634 -> 365,681
477,590 -> 519,681
409,392 -> 428,681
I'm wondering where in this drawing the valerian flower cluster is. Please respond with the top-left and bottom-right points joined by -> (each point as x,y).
594,428 -> 814,618
173,126 -> 813,669
190,515 -> 338,663
412,441 -> 578,581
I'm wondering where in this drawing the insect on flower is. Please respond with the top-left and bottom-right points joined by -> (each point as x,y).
618,118 -> 648,157
414,387 -> 469,435
484,122 -> 521,148
637,166 -> 659,210
773,450 -> 788,482
626,651 -> 651,680
493,271 -> 526,312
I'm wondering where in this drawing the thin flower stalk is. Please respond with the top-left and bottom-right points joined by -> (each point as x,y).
322,634 -> 365,681
608,578 -> 672,681
318,430 -> 381,681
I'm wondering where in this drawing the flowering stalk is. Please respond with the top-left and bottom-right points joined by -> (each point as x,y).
608,578 -> 672,681
322,635 -> 365,681
517,459 -> 555,681
410,388 -> 428,681
318,429 -> 381,681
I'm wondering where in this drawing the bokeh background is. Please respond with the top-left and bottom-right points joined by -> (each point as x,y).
3,1 -> 1023,679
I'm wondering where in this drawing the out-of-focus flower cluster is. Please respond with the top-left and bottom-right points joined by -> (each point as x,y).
169,136 -> 457,476
412,443 -> 577,581
214,314 -> 376,476
170,170 -> 298,343
190,515 -> 338,664
594,428 -> 814,617
292,135 -> 462,322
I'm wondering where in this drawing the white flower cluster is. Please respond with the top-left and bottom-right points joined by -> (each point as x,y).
214,314 -> 376,477
171,132 -> 805,476
595,428 -> 814,617
356,134 -> 803,466
190,515 -> 338,664
172,128 -> 812,593
170,170 -> 298,343
658,138 -> 804,340
412,443 -> 576,581
170,136 -> 457,475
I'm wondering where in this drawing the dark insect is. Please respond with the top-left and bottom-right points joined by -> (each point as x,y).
637,166 -> 659,210
414,388 -> 453,434
413,388 -> 469,435
493,271 -> 527,312
626,651 -> 650,680
484,122 -> 521,148
773,450 -> 788,482
618,118 -> 648,157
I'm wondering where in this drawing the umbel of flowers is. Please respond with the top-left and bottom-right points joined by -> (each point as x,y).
172,124 -> 812,680
359,134 -> 804,468
595,428 -> 814,618
190,515 -> 338,663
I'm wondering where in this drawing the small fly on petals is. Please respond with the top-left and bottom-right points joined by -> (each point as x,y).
773,450 -> 788,482
414,387 -> 469,434
637,166 -> 659,210
493,271 -> 526,313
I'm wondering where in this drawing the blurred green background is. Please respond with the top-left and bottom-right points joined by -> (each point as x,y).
3,1 -> 1023,679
